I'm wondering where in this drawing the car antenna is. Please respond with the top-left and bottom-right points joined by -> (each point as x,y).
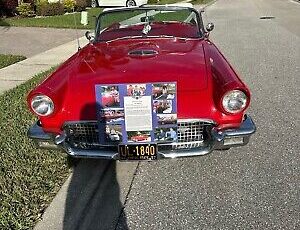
72,7 -> 81,51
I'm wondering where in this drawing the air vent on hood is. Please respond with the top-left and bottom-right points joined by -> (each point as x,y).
128,49 -> 158,57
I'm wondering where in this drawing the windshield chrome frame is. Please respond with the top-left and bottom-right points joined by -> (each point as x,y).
95,5 -> 205,42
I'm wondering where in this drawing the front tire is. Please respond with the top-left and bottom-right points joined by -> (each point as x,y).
126,0 -> 136,7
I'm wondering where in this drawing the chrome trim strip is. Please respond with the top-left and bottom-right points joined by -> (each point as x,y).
159,140 -> 204,146
63,118 -> 216,125
177,118 -> 216,124
62,120 -> 98,126
211,114 -> 256,141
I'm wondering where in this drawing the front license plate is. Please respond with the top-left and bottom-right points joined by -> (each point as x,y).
118,143 -> 157,161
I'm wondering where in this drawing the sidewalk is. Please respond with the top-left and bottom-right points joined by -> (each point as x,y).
0,36 -> 87,95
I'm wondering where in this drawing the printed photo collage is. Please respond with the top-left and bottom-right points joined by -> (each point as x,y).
152,83 -> 178,143
95,83 -> 177,144
98,85 -> 124,143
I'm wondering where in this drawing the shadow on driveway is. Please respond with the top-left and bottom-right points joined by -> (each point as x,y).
63,160 -> 128,230
63,102 -> 129,230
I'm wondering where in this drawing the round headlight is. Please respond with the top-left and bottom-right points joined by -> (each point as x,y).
222,90 -> 247,114
31,95 -> 54,116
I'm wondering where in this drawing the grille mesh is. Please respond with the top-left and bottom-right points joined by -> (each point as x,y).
177,120 -> 209,142
64,120 -> 213,149
64,122 -> 99,148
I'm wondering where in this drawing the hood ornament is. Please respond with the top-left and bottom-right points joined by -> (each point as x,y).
142,24 -> 152,35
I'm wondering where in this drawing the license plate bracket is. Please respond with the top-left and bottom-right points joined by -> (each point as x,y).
118,143 -> 157,160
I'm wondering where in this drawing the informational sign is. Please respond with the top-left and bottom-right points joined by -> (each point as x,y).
95,82 -> 177,144
124,95 -> 152,131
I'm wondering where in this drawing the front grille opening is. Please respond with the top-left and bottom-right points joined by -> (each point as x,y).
64,122 -> 100,149
63,120 -> 214,150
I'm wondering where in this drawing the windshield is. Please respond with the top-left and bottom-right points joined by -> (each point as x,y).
96,7 -> 202,41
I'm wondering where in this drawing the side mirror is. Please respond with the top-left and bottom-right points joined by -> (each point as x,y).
206,22 -> 214,32
141,15 -> 154,23
85,31 -> 95,42
199,8 -> 205,14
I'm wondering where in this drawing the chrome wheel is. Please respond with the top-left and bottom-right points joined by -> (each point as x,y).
126,0 -> 136,7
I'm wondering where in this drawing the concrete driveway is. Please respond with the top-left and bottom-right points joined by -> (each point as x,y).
0,27 -> 86,57
35,0 -> 300,229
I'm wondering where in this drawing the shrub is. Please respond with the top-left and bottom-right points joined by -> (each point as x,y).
85,0 -> 91,7
64,0 -> 76,13
2,0 -> 18,10
23,0 -> 34,4
36,2 -> 64,16
16,2 -> 35,17
0,0 -> 18,16
75,0 -> 87,12
36,2 -> 48,16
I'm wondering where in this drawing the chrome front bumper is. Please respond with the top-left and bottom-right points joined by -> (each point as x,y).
28,115 -> 256,160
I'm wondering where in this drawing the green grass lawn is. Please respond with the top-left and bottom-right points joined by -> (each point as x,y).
190,0 -> 213,5
0,54 -> 26,69
0,68 -> 71,229
0,8 -> 102,29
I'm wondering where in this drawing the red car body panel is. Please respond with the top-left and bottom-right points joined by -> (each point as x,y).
28,35 -> 250,134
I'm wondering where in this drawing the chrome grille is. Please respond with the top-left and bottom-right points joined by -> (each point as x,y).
177,120 -> 212,143
64,120 -> 213,149
64,122 -> 99,148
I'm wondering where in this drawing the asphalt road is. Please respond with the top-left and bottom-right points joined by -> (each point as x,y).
35,0 -> 300,229
116,0 -> 300,229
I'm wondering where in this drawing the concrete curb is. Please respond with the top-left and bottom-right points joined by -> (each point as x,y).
200,0 -> 218,9
190,0 -> 218,10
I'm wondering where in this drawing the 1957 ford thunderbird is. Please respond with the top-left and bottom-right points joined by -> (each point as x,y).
27,4 -> 256,160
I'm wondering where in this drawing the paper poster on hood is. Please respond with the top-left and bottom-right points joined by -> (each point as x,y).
95,82 -> 177,144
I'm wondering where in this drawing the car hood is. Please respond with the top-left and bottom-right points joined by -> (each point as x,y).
36,38 -> 215,126
70,38 -> 208,92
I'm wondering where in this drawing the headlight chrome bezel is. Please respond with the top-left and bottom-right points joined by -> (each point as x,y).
222,90 -> 248,114
30,95 -> 54,116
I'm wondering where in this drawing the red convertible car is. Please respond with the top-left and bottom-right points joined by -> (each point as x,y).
27,4 -> 255,160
